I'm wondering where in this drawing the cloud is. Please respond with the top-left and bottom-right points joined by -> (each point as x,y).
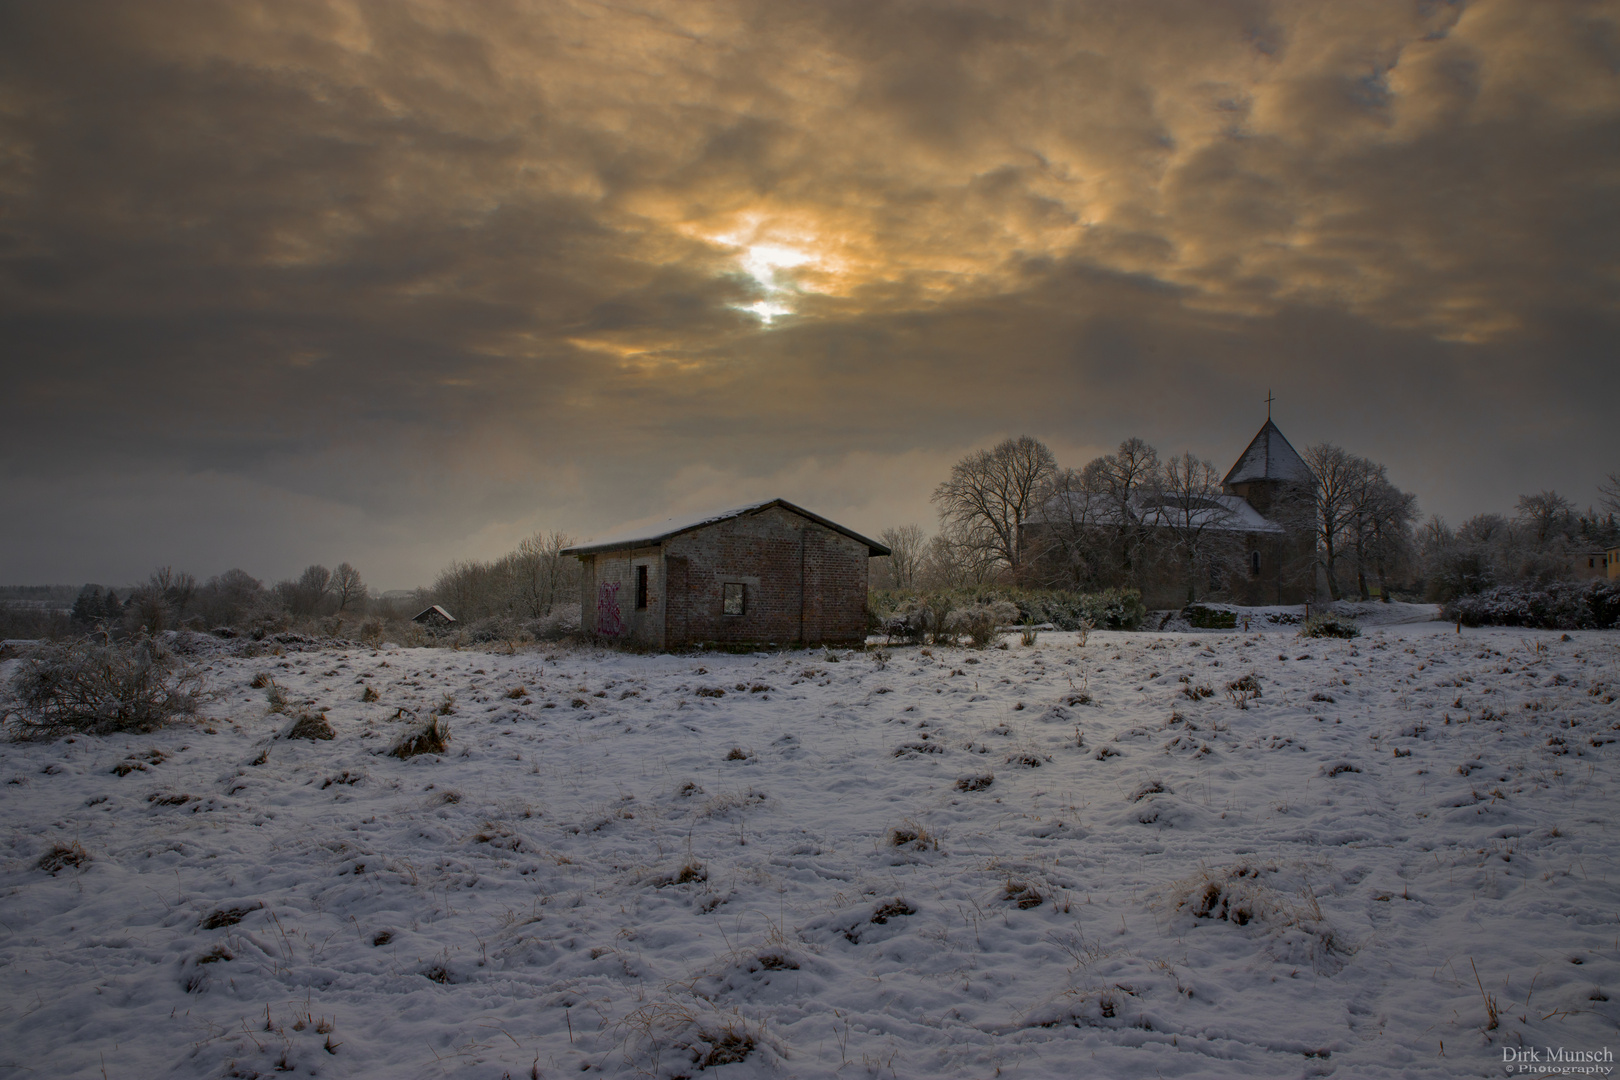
0,0 -> 1615,584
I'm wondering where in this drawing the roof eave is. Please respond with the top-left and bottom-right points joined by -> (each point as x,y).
562,499 -> 891,557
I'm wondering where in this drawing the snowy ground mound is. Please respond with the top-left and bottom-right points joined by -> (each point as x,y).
2,624 -> 1616,1078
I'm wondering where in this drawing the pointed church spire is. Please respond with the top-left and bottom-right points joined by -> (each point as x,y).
1223,417 -> 1313,487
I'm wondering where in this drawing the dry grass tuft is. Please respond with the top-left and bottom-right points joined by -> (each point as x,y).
1226,673 -> 1263,709
200,903 -> 261,929
391,715 -> 450,759
888,818 -> 938,850
1004,880 -> 1044,909
38,840 -> 89,874
283,711 -> 335,741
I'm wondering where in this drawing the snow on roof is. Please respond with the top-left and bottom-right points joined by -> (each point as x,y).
1031,492 -> 1284,533
412,604 -> 455,623
1223,420 -> 1315,487
561,499 -> 890,556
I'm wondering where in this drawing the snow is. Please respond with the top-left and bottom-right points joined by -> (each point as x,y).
3,623 -> 1618,1078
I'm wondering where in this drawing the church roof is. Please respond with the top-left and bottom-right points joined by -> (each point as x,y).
1222,420 -> 1314,487
1031,491 -> 1284,534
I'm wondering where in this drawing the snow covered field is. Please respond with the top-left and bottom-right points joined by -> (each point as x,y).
3,618 -> 1618,1079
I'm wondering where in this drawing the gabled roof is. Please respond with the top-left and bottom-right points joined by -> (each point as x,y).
412,604 -> 455,623
1223,420 -> 1315,487
561,499 -> 891,557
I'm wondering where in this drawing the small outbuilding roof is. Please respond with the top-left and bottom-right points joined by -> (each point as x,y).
561,499 -> 891,557
1223,420 -> 1315,487
412,604 -> 456,624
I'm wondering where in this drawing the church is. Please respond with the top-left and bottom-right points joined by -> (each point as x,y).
1215,419 -> 1319,607
1022,419 -> 1318,609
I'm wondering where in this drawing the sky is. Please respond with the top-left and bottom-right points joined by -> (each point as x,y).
2,0 -> 1616,590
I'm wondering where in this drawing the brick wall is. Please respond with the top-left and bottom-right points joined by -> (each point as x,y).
662,505 -> 869,646
578,546 -> 664,648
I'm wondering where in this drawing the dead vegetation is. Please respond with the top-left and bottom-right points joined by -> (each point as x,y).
5,636 -> 203,737
390,715 -> 450,759
282,711 -> 335,741
37,840 -> 90,874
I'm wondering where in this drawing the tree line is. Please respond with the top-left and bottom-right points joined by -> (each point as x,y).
873,436 -> 1618,605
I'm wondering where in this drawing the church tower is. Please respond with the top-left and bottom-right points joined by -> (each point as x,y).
1222,418 -> 1314,516
1222,418 -> 1318,604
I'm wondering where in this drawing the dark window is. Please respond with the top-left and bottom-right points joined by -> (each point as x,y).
635,564 -> 648,609
722,582 -> 745,616
1251,550 -> 1261,575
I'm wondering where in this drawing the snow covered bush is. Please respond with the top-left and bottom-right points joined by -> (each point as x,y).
530,603 -> 582,641
867,587 -> 1145,639
4,635 -> 203,737
1300,613 -> 1360,639
944,600 -> 1019,647
878,597 -> 935,644
1445,580 -> 1620,630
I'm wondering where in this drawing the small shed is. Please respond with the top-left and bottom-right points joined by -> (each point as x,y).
412,604 -> 456,627
562,499 -> 889,649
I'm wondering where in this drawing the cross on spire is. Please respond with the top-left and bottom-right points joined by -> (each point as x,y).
1265,390 -> 1275,420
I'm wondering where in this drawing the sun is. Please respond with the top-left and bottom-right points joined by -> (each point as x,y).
709,226 -> 820,324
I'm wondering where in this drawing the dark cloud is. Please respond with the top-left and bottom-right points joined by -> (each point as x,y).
1,0 -> 1615,585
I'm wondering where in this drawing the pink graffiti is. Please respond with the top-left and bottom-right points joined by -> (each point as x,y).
597,581 -> 625,637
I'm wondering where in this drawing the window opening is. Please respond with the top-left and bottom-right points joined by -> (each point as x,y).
722,582 -> 745,616
635,564 -> 648,609
1250,550 -> 1261,575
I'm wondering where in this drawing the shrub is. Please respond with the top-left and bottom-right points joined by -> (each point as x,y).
867,586 -> 1146,639
944,601 -> 1019,647
5,636 -> 203,737
1185,605 -> 1237,629
1445,581 -> 1620,630
1301,613 -> 1360,639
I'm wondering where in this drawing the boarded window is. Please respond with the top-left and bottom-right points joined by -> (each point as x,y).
635,564 -> 649,609
722,582 -> 745,616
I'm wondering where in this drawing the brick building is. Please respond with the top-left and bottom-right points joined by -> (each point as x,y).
562,500 -> 889,649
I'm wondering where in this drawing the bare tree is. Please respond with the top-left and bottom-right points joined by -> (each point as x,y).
932,436 -> 1057,578
332,563 -> 365,612
289,564 -> 333,616
1601,473 -> 1620,516
1515,490 -> 1576,547
511,530 -> 576,618
1024,467 -> 1107,589
917,522 -> 1000,588
1302,444 -> 1365,601
1154,452 -> 1235,605
1083,437 -> 1163,584
1346,467 -> 1418,599
879,525 -> 926,590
